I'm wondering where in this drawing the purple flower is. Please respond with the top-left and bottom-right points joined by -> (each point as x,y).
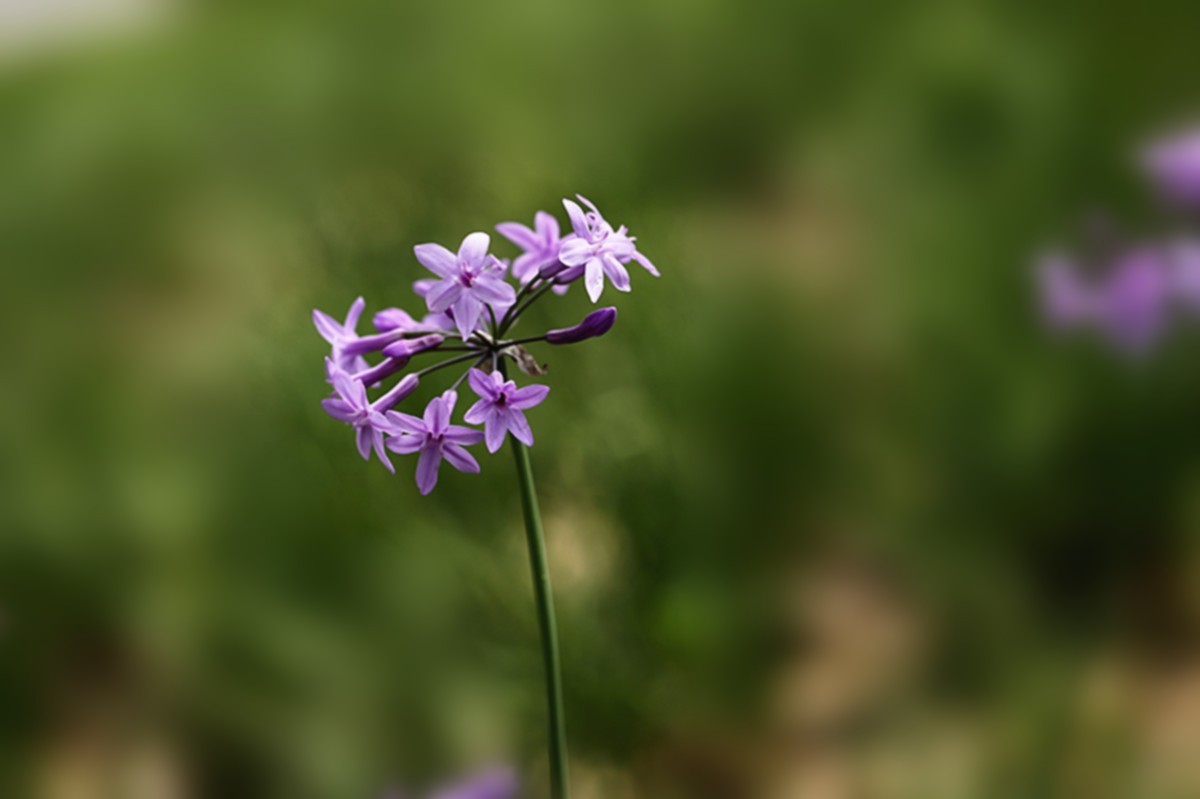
464,369 -> 549,453
1142,126 -> 1200,206
557,196 -> 659,302
546,307 -> 617,344
496,211 -> 564,284
386,391 -> 485,494
313,296 -> 369,373
1036,246 -> 1171,354
415,233 -> 517,339
1166,238 -> 1200,312
322,367 -> 420,472
1103,248 -> 1172,352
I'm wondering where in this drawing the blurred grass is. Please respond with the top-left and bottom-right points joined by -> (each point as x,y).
5,0 -> 1200,796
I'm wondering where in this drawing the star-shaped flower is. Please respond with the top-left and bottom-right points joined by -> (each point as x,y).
496,211 -> 564,284
557,195 -> 659,302
386,391 -> 485,494
322,366 -> 420,472
415,232 -> 517,339
464,369 -> 550,453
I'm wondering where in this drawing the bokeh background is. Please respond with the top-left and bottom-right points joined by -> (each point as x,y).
5,0 -> 1200,796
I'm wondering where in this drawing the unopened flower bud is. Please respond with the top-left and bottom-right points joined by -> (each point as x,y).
546,307 -> 617,344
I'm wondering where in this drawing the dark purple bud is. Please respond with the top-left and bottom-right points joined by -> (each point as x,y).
373,308 -> 418,332
374,373 -> 420,411
538,259 -> 567,279
546,307 -> 617,344
555,264 -> 585,284
382,333 -> 444,359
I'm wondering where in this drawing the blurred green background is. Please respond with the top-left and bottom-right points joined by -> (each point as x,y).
5,0 -> 1200,796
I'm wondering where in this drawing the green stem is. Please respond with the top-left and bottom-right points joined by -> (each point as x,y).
504,364 -> 570,798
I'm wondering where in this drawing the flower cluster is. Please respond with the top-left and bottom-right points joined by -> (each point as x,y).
315,196 -> 657,493
1035,126 -> 1200,355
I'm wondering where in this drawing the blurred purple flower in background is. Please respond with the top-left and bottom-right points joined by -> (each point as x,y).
1142,126 -> 1200,207
1035,127 -> 1200,356
1036,247 -> 1171,355
385,768 -> 518,799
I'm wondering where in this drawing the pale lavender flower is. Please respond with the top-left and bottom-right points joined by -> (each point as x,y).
558,195 -> 659,302
386,391 -> 485,494
322,367 -> 420,472
415,233 -> 517,339
1142,126 -> 1200,206
313,296 -> 369,373
546,307 -> 617,344
497,211 -> 564,284
464,369 -> 549,453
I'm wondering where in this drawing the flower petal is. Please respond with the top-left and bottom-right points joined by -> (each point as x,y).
484,414 -> 506,453
372,430 -> 395,473
331,370 -> 367,408
467,368 -> 496,401
355,425 -> 373,460
463,399 -> 491,425
631,250 -> 660,277
458,231 -> 491,267
313,309 -> 343,343
471,276 -> 517,306
386,432 -> 425,454
443,424 -> 484,446
601,252 -> 632,292
321,398 -> 358,423
563,198 -> 589,237
535,210 -> 560,241
442,443 -> 481,474
505,408 -> 534,446
585,258 -> 605,302
496,221 -> 539,251
454,294 -> 483,339
388,411 -> 427,436
415,445 -> 442,494
373,307 -> 417,331
413,278 -> 439,298
426,280 -> 464,314
509,383 -> 549,409
557,237 -> 591,266
414,243 -> 458,278
344,296 -> 366,329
